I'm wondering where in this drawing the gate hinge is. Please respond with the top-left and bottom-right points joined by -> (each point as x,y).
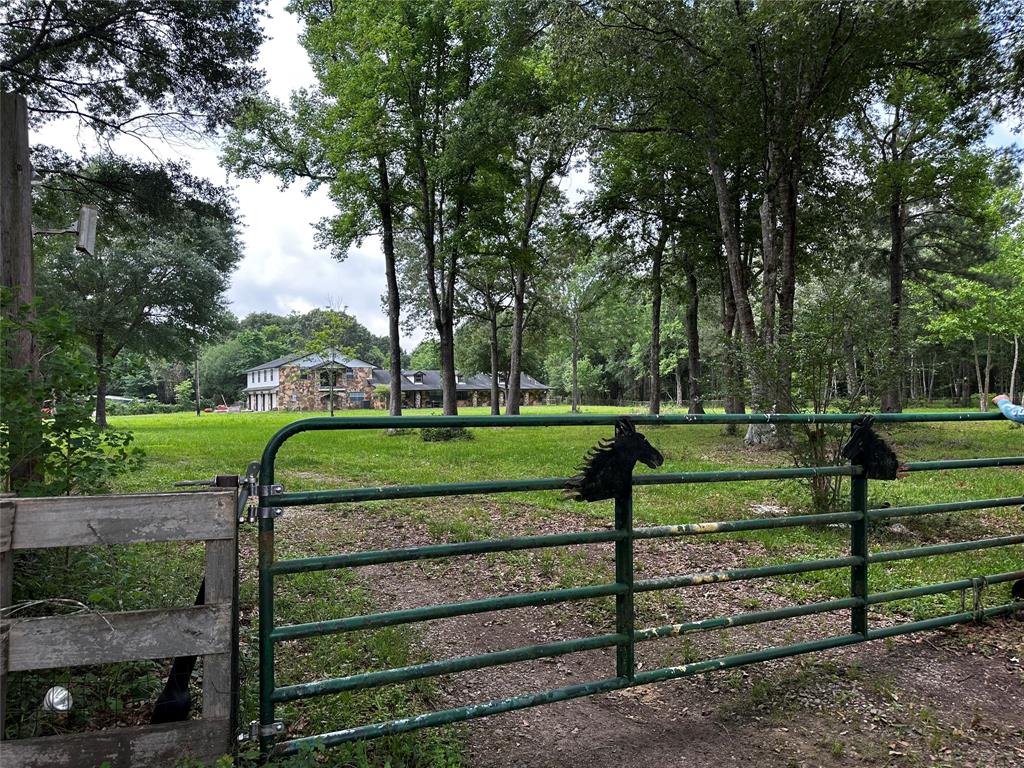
258,483 -> 285,520
238,719 -> 286,743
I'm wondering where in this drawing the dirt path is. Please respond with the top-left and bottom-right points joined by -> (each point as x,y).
279,506 -> 1024,768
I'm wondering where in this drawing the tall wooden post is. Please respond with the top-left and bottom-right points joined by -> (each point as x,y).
1,93 -> 40,489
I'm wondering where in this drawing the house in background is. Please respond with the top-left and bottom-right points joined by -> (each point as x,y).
244,351 -> 376,412
371,369 -> 550,409
244,350 -> 549,411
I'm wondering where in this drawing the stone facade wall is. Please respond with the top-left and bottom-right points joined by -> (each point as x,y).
277,365 -> 379,410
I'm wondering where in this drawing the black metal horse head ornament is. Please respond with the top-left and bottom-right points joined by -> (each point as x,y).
841,415 -> 900,480
565,418 -> 664,502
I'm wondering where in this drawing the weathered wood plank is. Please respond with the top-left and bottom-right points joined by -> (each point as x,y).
4,603 -> 232,671
202,534 -> 238,747
11,491 -> 234,549
1,498 -> 14,739
2,717 -> 231,767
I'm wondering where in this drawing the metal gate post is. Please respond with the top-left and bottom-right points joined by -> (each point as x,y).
258,500 -> 276,756
614,488 -> 635,680
850,473 -> 869,636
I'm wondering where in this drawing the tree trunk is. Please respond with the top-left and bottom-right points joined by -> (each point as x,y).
505,268 -> 526,415
489,305 -> 501,416
571,315 -> 580,413
683,252 -> 704,414
649,230 -> 666,416
959,358 -> 971,408
843,329 -> 859,399
95,334 -> 108,429
194,355 -> 200,417
1010,335 -> 1020,404
719,265 -> 745,435
1,92 -> 40,486
438,323 -> 457,415
377,155 -> 403,417
415,137 -> 458,416
708,150 -> 774,445
908,351 -> 918,402
982,335 -> 992,411
675,359 -> 684,408
881,185 -> 906,412
972,341 -> 986,411
926,355 -> 936,403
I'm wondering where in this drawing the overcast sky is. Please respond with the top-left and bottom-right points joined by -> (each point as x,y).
35,0 -> 1019,353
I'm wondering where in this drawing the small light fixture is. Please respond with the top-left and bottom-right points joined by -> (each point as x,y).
42,685 -> 73,712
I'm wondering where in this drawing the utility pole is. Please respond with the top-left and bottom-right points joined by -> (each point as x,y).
194,354 -> 201,416
1,92 -> 39,488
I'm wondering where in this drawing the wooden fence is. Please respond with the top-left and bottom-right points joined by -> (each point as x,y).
0,490 -> 238,767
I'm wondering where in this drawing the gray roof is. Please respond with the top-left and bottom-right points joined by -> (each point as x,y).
246,350 -> 374,372
371,370 -> 548,392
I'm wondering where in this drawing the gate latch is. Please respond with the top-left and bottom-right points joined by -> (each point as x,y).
238,719 -> 286,743
239,462 -> 260,524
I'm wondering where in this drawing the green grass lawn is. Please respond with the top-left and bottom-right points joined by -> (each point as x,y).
10,406 -> 1021,765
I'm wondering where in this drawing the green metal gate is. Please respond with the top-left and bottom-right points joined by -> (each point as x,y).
253,412 -> 1023,757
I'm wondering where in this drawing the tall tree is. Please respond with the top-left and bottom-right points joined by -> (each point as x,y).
852,48 -> 1001,411
459,260 -> 512,415
592,0 -> 975,443
1,0 -> 265,138
33,158 -> 241,426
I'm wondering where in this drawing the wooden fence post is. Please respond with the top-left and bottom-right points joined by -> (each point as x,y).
1,497 -> 15,739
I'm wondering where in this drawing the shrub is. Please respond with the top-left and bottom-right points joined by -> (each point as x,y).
420,426 -> 473,442
1,297 -> 145,495
106,398 -> 185,415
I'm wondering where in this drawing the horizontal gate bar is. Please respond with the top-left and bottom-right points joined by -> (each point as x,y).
271,582 -> 626,642
868,496 -> 1024,520
634,510 -> 859,539
271,632 -> 626,703
271,529 -> 625,574
868,534 -> 1024,564
900,456 -> 1024,472
274,478 -> 568,506
632,632 -> 865,687
633,556 -> 862,593
633,466 -> 860,488
265,460 -> 1024,511
271,465 -> 865,507
273,675 -> 631,755
635,597 -> 863,641
866,602 -> 1021,640
866,570 -> 1024,605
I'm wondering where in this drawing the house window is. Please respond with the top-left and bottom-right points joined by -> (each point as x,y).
344,369 -> 354,381
299,369 -> 309,380
455,372 -> 464,384
319,370 -> 334,387
413,372 -> 424,384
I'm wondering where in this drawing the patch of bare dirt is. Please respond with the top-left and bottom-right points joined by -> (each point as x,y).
276,505 -> 1024,768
